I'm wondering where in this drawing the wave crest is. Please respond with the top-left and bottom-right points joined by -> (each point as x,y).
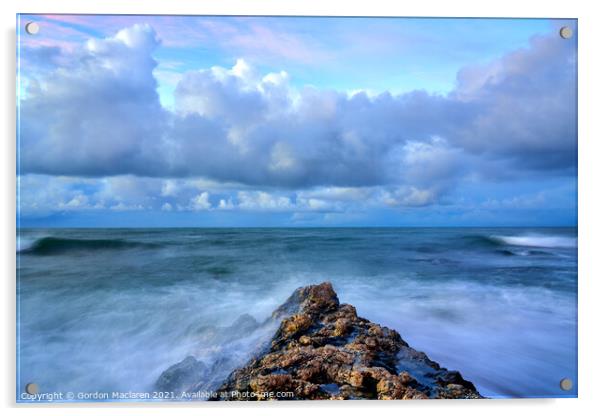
490,235 -> 576,248
19,237 -> 157,255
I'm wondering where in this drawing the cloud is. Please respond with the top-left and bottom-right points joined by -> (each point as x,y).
18,172 -> 575,227
189,192 -> 211,211
198,19 -> 330,65
380,186 -> 438,208
17,175 -> 360,215
297,187 -> 373,202
20,24 -> 170,177
19,24 -> 577,211
237,191 -> 293,211
450,33 -> 577,170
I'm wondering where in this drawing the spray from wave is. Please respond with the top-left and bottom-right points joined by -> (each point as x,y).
489,234 -> 576,248
17,227 -> 577,399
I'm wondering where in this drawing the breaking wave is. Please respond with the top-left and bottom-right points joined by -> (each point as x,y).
18,236 -> 158,255
490,235 -> 576,249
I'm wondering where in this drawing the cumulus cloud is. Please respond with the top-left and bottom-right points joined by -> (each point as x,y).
18,24 -> 577,214
20,24 -> 170,177
237,191 -> 293,211
450,34 -> 577,170
189,192 -> 211,211
380,186 -> 438,208
18,172 -> 575,226
18,174 -> 373,215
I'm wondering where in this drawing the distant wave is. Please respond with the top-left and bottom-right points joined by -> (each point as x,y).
18,237 -> 158,255
461,235 -> 506,248
489,235 -> 576,249
496,248 -> 552,257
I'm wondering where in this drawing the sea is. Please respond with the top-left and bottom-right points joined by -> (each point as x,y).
16,227 -> 578,400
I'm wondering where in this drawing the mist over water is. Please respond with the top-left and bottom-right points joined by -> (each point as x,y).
17,227 -> 577,399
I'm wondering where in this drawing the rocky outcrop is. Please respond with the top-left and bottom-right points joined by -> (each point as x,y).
212,282 -> 482,400
156,356 -> 209,393
154,313 -> 273,395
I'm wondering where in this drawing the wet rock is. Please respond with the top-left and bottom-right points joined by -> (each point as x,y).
155,356 -> 208,393
155,313 -> 266,394
214,282 -> 482,400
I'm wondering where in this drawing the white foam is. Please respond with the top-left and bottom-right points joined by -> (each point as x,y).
492,235 -> 576,248
17,236 -> 39,252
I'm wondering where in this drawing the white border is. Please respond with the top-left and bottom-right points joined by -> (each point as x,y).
2,1 -> 601,415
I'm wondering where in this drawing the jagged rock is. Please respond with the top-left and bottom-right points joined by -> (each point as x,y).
213,282 -> 482,400
155,356 -> 208,393
154,313 -> 266,394
230,313 -> 261,334
157,282 -> 482,400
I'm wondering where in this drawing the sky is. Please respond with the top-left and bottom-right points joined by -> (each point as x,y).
17,15 -> 577,227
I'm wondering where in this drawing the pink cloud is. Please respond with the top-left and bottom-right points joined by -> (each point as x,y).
229,23 -> 326,63
19,15 -> 331,66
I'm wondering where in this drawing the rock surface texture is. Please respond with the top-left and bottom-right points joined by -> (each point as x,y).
212,282 -> 482,400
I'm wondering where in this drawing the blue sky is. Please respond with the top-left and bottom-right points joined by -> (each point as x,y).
17,15 -> 577,227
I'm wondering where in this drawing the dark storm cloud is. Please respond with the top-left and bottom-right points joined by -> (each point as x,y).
19,24 -> 577,196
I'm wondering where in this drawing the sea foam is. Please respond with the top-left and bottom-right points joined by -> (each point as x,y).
490,234 -> 576,248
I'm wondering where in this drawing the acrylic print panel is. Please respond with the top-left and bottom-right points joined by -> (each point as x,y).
16,14 -> 577,402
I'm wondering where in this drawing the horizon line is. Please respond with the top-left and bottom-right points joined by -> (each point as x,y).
16,225 -> 578,229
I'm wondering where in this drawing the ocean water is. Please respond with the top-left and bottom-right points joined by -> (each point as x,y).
16,227 -> 578,400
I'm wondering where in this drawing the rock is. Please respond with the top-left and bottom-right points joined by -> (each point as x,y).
213,282 -> 482,400
229,313 -> 260,335
155,356 -> 208,393
154,313 -> 263,394
271,282 -> 340,320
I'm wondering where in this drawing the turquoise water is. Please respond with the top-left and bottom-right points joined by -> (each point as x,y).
17,227 -> 577,400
